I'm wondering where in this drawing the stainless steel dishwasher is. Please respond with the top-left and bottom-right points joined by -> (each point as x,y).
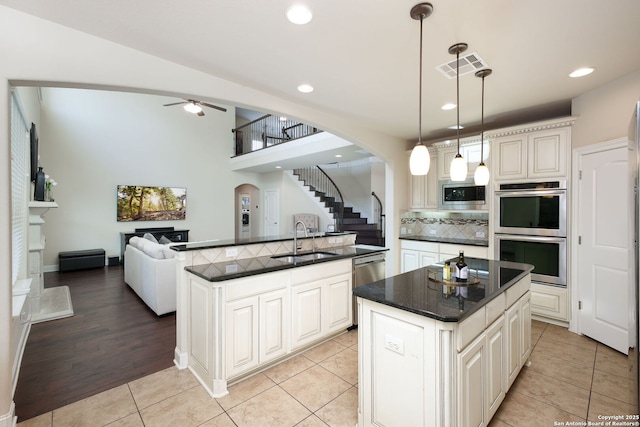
352,252 -> 386,327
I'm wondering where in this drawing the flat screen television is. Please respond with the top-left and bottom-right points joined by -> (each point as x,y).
117,185 -> 186,222
30,122 -> 38,182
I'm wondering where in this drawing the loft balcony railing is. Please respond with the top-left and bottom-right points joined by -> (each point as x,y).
232,114 -> 322,156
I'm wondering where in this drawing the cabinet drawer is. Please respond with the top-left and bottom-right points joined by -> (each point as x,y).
291,259 -> 351,284
226,270 -> 290,301
505,275 -> 530,307
457,307 -> 486,352
400,240 -> 439,252
485,293 -> 505,325
440,243 -> 488,260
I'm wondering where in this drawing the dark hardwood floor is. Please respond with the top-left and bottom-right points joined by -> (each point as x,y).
14,265 -> 176,422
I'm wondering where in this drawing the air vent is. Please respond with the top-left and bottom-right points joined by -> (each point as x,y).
436,51 -> 488,79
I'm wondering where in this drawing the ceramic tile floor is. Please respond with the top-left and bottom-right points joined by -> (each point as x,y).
17,321 -> 636,427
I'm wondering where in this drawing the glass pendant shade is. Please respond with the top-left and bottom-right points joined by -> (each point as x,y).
410,142 -> 431,175
450,154 -> 468,182
474,162 -> 490,185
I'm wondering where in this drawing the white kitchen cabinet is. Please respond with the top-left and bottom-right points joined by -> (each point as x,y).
437,146 -> 458,181
457,332 -> 486,427
325,272 -> 352,334
226,296 -> 259,377
490,119 -> 573,181
434,139 -> 488,181
291,270 -> 352,350
485,315 -> 506,421
225,275 -> 290,378
185,259 -> 353,398
530,282 -> 568,323
259,289 -> 289,364
505,290 -> 532,389
408,152 -> 439,209
400,249 -> 420,273
291,280 -> 324,349
400,240 -> 488,273
400,240 -> 439,273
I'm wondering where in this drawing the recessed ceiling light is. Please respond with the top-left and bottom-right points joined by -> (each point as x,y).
297,84 -> 314,93
287,5 -> 312,25
448,125 -> 464,130
569,67 -> 595,78
335,154 -> 342,158
275,166 -> 282,169
441,103 -> 456,110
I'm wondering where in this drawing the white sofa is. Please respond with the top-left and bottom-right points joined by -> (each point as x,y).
124,236 -> 177,315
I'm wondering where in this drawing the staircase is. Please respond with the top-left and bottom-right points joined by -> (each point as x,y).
292,167 -> 384,247
342,206 -> 384,246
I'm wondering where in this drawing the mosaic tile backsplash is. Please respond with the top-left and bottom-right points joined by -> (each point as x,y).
400,212 -> 488,242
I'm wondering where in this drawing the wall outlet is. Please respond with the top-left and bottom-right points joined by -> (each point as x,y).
476,231 -> 486,238
384,334 -> 405,355
225,247 -> 238,257
429,230 -> 437,235
225,264 -> 238,274
401,227 -> 406,234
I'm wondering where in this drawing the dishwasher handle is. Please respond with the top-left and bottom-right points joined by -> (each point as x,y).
353,253 -> 386,266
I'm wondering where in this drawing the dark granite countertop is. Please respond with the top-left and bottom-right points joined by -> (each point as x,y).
399,235 -> 489,247
353,258 -> 533,323
186,245 -> 388,282
172,231 -> 356,252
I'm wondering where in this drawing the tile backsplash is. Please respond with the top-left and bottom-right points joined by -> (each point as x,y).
400,211 -> 488,242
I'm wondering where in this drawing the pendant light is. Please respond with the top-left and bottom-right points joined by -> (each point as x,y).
474,68 -> 492,185
449,43 -> 468,182
409,3 -> 434,176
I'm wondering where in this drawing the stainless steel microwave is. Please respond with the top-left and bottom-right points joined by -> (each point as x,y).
438,179 -> 487,210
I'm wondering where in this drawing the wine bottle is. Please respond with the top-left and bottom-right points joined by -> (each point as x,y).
455,250 -> 468,282
442,261 -> 450,281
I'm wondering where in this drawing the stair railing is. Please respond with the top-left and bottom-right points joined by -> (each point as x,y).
372,191 -> 385,244
232,115 -> 321,156
292,166 -> 344,232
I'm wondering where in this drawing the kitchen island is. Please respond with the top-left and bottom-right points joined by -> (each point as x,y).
171,232 -> 386,398
354,258 -> 533,427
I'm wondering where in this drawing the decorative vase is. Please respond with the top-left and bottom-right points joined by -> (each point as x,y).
34,167 -> 45,201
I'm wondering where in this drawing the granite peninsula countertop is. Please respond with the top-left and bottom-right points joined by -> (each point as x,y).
399,235 -> 489,247
185,245 -> 388,282
353,257 -> 533,322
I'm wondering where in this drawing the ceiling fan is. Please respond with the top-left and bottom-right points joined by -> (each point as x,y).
163,99 -> 227,116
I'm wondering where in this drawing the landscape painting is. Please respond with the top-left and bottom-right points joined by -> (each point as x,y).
117,185 -> 186,222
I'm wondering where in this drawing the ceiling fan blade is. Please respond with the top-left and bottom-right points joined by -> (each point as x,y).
199,102 -> 227,112
163,101 -> 187,107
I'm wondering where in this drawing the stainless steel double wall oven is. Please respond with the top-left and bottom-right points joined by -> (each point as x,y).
494,181 -> 567,287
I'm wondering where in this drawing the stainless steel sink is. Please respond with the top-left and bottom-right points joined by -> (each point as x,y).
271,251 -> 338,263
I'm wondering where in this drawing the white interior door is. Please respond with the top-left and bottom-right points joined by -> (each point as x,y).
264,189 -> 279,236
577,142 -> 630,354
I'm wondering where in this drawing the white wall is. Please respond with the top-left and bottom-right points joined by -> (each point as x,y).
572,70 -> 640,147
37,87 -> 258,267
268,171 -> 334,233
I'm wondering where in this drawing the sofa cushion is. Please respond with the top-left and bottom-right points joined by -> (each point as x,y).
140,239 -> 165,259
158,235 -> 172,245
162,247 -> 176,259
129,236 -> 141,247
143,233 -> 159,243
